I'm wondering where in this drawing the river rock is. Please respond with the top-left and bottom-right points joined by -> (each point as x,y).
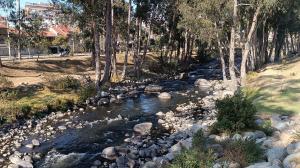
267,147 -> 287,162
145,85 -> 163,93
97,98 -> 110,106
254,130 -> 267,139
232,133 -> 243,141
271,114 -> 289,131
9,155 -> 33,168
283,152 -> 300,168
32,139 -> 40,146
142,161 -> 157,168
243,132 -> 256,140
287,142 -> 300,154
246,162 -> 272,168
58,125 -> 67,130
194,79 -> 211,89
133,122 -> 153,135
100,91 -> 109,97
25,144 -> 33,149
102,147 -> 117,160
93,160 -> 101,166
158,92 -> 172,99
116,156 -> 129,168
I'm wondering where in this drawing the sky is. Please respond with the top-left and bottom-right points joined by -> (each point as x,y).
1,0 -> 50,17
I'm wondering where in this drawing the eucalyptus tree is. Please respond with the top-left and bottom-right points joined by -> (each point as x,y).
53,0 -> 106,91
22,14 -> 48,61
178,0 -> 233,81
121,0 -> 132,80
0,0 -> 14,67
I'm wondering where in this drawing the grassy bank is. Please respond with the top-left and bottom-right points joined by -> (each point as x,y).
0,75 -> 95,124
246,57 -> 300,115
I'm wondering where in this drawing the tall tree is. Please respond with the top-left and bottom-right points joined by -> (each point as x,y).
101,0 -> 113,84
121,0 -> 131,80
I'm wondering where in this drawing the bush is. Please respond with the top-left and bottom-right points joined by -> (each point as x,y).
257,120 -> 274,136
79,84 -> 96,102
48,76 -> 81,91
169,149 -> 215,168
0,75 -> 13,88
192,129 -> 206,150
211,91 -> 257,134
222,139 -> 263,167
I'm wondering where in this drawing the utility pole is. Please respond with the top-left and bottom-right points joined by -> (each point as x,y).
16,0 -> 21,60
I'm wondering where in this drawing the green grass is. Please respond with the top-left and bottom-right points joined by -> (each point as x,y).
0,88 -> 79,123
246,57 -> 300,115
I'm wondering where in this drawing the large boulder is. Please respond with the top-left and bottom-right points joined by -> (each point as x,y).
194,79 -> 211,90
267,147 -> 287,162
287,142 -> 300,155
271,114 -> 289,131
283,152 -> 300,168
101,147 -> 117,160
9,155 -> 33,168
133,122 -> 153,135
158,92 -> 172,99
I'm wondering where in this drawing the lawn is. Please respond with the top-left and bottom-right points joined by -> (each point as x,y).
246,57 -> 300,115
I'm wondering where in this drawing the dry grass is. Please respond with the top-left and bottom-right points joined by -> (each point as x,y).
0,52 -> 161,86
246,57 -> 300,115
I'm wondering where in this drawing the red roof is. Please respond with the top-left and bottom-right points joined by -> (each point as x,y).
51,25 -> 71,37
0,23 -> 7,29
43,30 -> 56,37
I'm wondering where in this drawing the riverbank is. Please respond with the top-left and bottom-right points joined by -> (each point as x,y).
0,58 -> 202,167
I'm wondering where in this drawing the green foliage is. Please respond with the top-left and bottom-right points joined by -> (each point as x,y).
52,36 -> 68,48
211,91 -> 257,134
0,75 -> 13,88
223,139 -> 264,167
48,76 -> 81,91
257,120 -> 274,136
79,84 -> 96,102
192,129 -> 206,150
169,149 -> 215,168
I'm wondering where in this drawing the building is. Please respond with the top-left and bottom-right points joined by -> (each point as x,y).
24,2 -> 60,25
0,16 -> 8,46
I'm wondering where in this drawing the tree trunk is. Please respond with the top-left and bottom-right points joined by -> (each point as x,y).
268,29 -> 277,62
175,40 -> 180,64
101,0 -> 113,84
290,33 -> 295,52
141,25 -> 150,66
216,23 -> 227,81
94,24 -> 101,91
228,0 -> 238,90
121,0 -> 131,80
133,17 -> 141,78
182,30 -> 188,62
0,57 -> 2,68
111,0 -> 118,80
240,6 -> 261,86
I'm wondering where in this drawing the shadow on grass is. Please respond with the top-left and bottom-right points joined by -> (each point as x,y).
246,77 -> 300,115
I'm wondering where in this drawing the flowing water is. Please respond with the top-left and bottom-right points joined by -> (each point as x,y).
32,87 -> 203,168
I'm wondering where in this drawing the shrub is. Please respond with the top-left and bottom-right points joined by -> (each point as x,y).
211,91 -> 257,134
48,76 -> 81,91
222,139 -> 263,167
78,84 -> 96,102
0,75 -> 13,88
192,129 -> 206,150
257,120 -> 274,136
169,149 -> 215,168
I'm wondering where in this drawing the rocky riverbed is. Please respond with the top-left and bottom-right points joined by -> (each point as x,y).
2,60 -> 300,168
